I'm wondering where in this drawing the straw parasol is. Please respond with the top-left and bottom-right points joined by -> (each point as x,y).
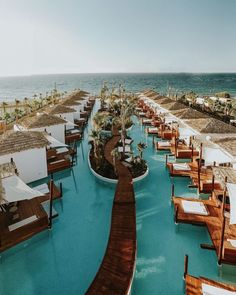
0,131 -> 49,156
157,97 -> 173,105
184,118 -> 236,134
161,102 -> 187,111
171,108 -> 209,120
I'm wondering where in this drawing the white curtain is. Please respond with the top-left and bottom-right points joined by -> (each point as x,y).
1,175 -> 43,204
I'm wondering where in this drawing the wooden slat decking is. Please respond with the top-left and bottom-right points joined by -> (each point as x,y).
173,196 -> 236,265
0,198 -> 48,252
86,127 -> 136,295
185,274 -> 236,294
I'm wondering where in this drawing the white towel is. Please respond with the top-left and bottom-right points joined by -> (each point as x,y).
182,200 -> 208,215
202,283 -> 235,295
173,163 -> 191,171
9,215 -> 38,231
158,141 -> 171,147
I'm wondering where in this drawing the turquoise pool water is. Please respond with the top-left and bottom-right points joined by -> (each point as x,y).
0,102 -> 115,295
0,108 -> 235,295
130,118 -> 236,294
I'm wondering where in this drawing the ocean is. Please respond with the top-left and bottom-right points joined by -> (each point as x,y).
0,73 -> 236,102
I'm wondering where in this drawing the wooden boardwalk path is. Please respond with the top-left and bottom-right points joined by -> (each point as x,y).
86,128 -> 136,295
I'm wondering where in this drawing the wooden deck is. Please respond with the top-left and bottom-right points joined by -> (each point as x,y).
0,198 -> 48,252
185,274 -> 236,294
173,196 -> 236,265
86,127 -> 136,295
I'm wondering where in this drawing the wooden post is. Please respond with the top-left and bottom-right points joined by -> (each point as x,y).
197,143 -> 203,192
60,182 -> 63,197
184,255 -> 188,279
174,205 -> 179,224
211,175 -> 215,198
152,135 -> 155,146
218,213 -> 226,265
191,144 -> 194,162
175,136 -> 177,156
165,154 -> 168,166
48,179 -> 54,229
171,183 -> 175,197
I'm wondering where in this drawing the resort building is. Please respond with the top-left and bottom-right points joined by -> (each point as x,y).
0,131 -> 49,183
15,113 -> 67,143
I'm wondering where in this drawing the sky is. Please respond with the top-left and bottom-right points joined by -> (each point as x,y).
0,0 -> 236,76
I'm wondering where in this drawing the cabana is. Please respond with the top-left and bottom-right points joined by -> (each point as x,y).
45,105 -> 77,130
16,113 -> 67,143
0,131 -> 49,183
0,162 -> 49,252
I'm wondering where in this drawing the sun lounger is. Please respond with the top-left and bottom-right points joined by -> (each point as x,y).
158,141 -> 171,147
56,147 -> 69,154
70,129 -> 80,134
202,283 -> 236,295
119,139 -> 133,145
173,163 -> 191,171
8,215 -> 38,231
181,200 -> 208,215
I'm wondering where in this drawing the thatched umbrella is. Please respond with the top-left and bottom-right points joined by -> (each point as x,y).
184,118 -> 236,134
157,97 -> 173,105
171,108 -> 209,120
161,102 -> 186,111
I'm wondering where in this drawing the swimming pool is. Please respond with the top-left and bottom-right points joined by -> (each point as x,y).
0,108 -> 235,295
130,117 -> 236,294
0,101 -> 115,295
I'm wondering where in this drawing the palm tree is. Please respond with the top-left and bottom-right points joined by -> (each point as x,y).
3,112 -> 11,123
90,129 -> 102,169
111,147 -> 119,175
137,142 -> 147,159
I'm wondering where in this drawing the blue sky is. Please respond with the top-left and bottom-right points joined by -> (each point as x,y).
0,0 -> 235,76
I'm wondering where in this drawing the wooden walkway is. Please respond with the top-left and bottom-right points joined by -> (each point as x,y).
86,127 -> 136,295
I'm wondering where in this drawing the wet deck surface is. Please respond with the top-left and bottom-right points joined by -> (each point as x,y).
86,128 -> 136,295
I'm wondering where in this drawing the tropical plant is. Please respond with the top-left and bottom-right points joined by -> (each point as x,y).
137,142 -> 147,159
111,147 -> 119,175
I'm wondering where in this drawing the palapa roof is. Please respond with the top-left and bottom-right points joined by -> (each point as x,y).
161,102 -> 186,111
212,137 -> 236,157
61,98 -> 82,106
153,95 -> 167,101
171,108 -> 209,119
20,113 -> 66,128
157,97 -> 173,105
0,131 -> 49,156
184,118 -> 236,134
212,166 -> 236,186
45,104 -> 76,115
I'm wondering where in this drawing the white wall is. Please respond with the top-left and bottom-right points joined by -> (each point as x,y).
31,124 -> 65,143
0,148 -> 48,183
56,112 -> 74,123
